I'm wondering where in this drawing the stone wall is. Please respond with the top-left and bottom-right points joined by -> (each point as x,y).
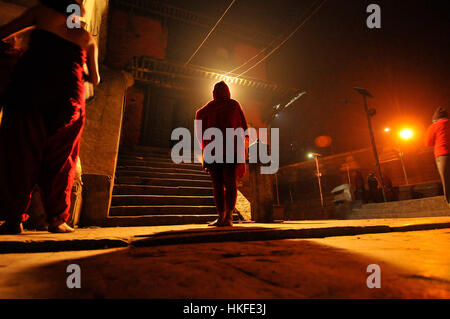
120,86 -> 144,146
79,1 -> 130,226
105,7 -> 167,69
83,0 -> 109,63
80,68 -> 133,176
81,0 -> 109,99
79,68 -> 134,225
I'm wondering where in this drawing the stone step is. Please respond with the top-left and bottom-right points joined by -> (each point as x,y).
118,159 -> 202,170
115,176 -> 212,187
119,152 -> 171,160
109,205 -> 216,216
111,195 -> 215,206
345,196 -> 450,219
116,165 -> 206,175
100,215 -> 227,227
354,196 -> 449,213
119,154 -> 197,163
119,144 -> 170,152
119,145 -> 170,154
115,170 -> 210,181
110,147 -> 217,226
347,209 -> 450,220
112,185 -> 213,196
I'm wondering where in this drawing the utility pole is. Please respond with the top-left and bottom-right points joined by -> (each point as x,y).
311,153 -> 324,207
354,87 -> 387,202
398,150 -> 409,186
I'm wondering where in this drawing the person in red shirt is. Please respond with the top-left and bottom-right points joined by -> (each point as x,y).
426,106 -> 450,204
195,81 -> 248,227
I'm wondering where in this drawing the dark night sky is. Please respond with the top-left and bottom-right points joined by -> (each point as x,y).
167,0 -> 450,162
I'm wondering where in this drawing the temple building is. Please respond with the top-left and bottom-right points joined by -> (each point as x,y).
108,0 -> 300,148
0,0 -> 301,227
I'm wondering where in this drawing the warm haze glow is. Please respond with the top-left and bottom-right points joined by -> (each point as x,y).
399,128 -> 414,140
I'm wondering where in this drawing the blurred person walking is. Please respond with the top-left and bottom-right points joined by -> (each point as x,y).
353,170 -> 366,202
367,172 -> 379,203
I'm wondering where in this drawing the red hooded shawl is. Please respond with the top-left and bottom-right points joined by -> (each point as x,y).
426,118 -> 450,158
195,81 -> 248,178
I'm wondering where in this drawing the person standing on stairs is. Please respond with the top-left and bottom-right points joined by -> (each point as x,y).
195,81 -> 248,227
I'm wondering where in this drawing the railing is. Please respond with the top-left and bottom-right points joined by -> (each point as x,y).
276,145 -> 440,206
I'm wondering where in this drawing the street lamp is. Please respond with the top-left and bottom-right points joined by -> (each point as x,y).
397,149 -> 409,186
398,128 -> 414,186
308,152 -> 324,207
353,87 -> 387,202
384,127 -> 414,186
399,128 -> 413,140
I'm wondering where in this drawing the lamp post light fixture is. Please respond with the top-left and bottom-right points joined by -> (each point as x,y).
308,152 -> 324,207
384,127 -> 414,186
353,87 -> 387,202
399,128 -> 413,140
398,128 -> 414,186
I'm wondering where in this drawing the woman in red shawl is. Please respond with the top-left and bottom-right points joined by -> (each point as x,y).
195,81 -> 248,227
0,0 -> 100,234
426,106 -> 450,204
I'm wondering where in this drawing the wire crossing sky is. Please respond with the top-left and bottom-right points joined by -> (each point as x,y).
185,0 -> 237,65
231,0 -> 327,79
223,0 -> 324,77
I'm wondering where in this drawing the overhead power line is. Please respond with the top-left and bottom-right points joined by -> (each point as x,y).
185,0 -> 237,65
231,0 -> 328,78
224,1 -> 320,76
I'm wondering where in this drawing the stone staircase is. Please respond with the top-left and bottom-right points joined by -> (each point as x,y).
346,196 -> 450,219
108,146 -> 220,226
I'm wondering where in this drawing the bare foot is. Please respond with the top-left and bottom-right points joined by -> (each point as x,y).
0,221 -> 23,235
220,219 -> 233,227
208,212 -> 226,227
220,210 -> 233,227
48,222 -> 75,233
208,219 -> 220,226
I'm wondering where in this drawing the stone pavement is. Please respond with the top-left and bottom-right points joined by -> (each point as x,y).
0,229 -> 449,299
1,217 -> 450,253
1,218 -> 449,299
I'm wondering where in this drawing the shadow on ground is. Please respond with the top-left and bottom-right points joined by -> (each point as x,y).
3,239 -> 449,298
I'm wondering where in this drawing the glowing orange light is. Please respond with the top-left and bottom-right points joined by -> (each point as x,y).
399,128 -> 413,140
384,127 -> 391,132
314,135 -> 332,148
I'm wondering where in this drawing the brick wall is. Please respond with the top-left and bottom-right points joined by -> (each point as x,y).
105,7 -> 167,69
83,0 -> 109,64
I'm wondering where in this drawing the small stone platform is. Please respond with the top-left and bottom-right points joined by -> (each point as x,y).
346,196 -> 450,219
